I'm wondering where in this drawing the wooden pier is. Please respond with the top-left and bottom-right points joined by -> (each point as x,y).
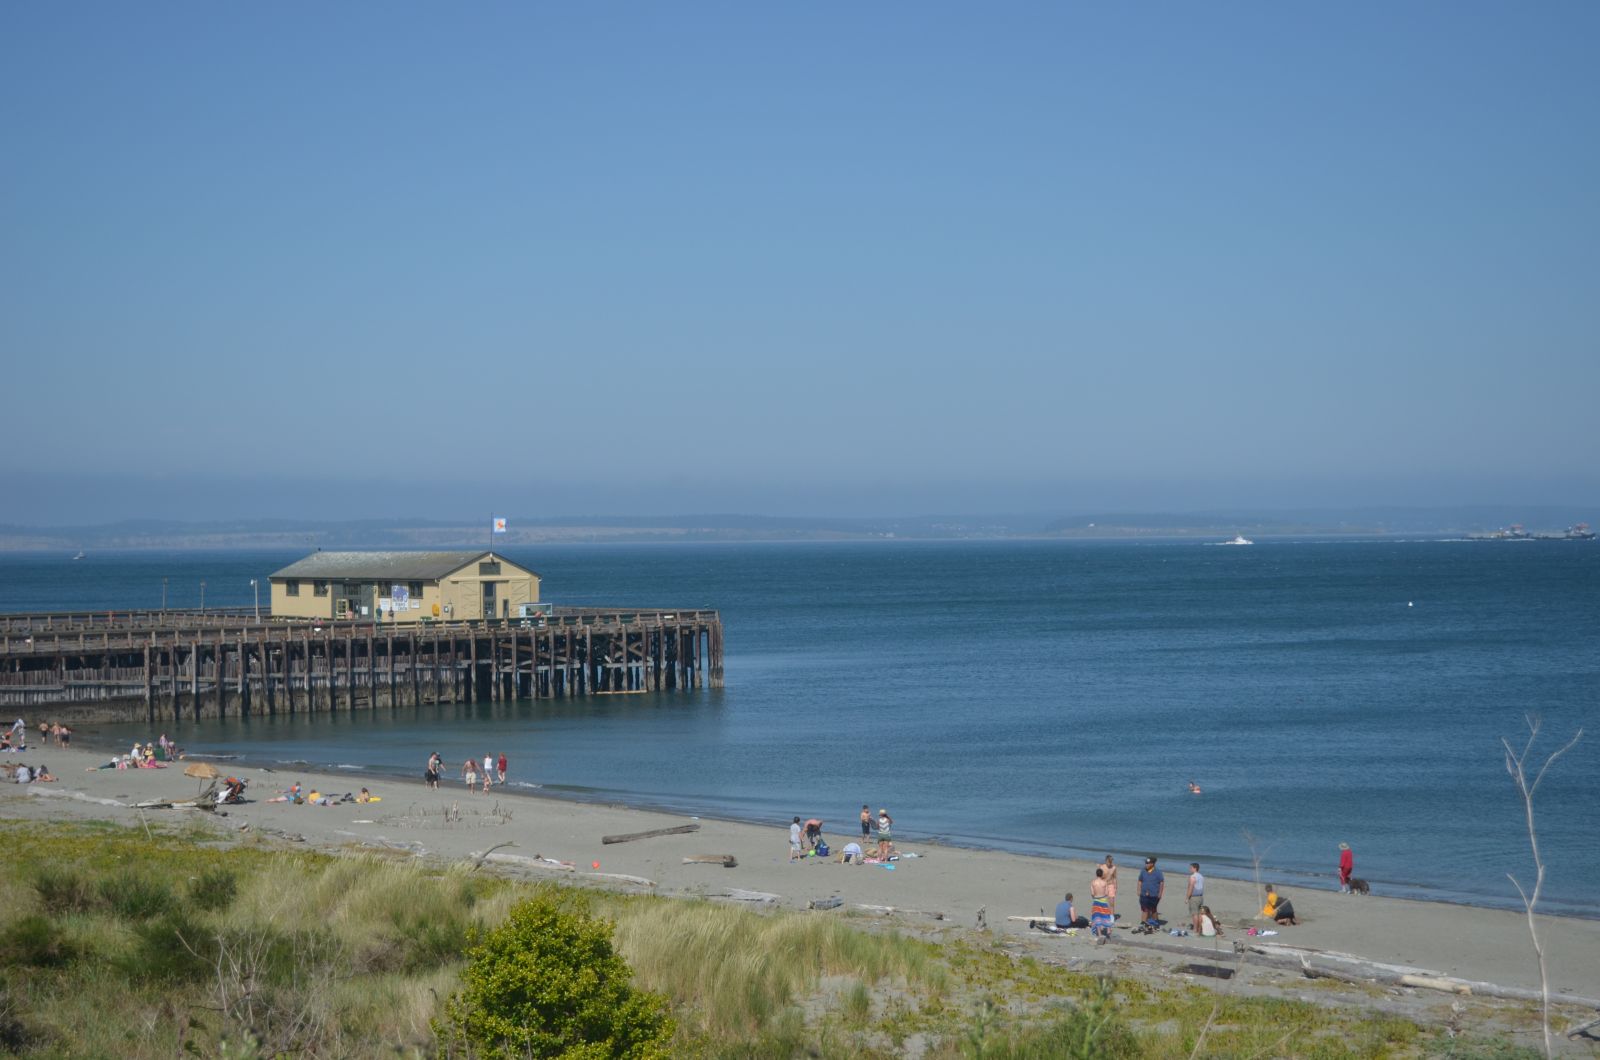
0,608 -> 723,723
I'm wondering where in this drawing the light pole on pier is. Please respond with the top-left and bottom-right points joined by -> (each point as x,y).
199,580 -> 206,614
161,577 -> 168,614
250,579 -> 260,622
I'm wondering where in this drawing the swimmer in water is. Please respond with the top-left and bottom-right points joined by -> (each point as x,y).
1187,780 -> 1202,795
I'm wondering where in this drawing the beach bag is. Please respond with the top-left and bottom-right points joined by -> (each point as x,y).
815,842 -> 830,858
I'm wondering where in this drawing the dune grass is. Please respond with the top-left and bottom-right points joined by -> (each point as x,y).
0,817 -> 1542,1057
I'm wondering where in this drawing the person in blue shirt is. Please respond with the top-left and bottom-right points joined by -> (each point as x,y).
1137,857 -> 1166,930
1055,893 -> 1087,929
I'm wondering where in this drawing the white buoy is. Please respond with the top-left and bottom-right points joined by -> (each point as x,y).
1408,601 -> 1414,607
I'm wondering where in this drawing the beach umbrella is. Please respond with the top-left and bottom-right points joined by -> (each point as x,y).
184,762 -> 220,780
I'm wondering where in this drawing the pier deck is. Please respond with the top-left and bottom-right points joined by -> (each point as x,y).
0,607 -> 723,722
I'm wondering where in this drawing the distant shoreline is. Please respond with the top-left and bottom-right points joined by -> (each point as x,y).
4,528 -> 1596,552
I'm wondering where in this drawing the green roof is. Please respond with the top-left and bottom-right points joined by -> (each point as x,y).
270,551 -> 536,582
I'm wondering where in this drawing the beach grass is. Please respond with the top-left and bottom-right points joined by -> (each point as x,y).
0,817 -> 1548,1057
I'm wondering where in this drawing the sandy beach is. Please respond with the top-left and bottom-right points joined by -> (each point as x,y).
7,743 -> 1598,1009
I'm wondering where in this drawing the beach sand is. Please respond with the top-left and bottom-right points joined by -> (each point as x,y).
5,745 -> 1598,1011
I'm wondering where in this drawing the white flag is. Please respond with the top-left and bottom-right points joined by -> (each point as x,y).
492,518 -> 507,534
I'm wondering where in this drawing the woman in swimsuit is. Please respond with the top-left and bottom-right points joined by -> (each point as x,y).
876,809 -> 893,860
1101,855 -> 1119,918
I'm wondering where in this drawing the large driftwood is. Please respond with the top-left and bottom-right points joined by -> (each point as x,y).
583,871 -> 656,888
705,889 -> 781,904
857,904 -> 946,920
1397,974 -> 1473,995
601,823 -> 699,845
681,854 -> 737,867
1251,944 -> 1600,1009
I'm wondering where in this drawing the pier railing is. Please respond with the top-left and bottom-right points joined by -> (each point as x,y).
0,608 -> 721,656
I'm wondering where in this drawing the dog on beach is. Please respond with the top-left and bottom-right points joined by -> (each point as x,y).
1347,877 -> 1371,896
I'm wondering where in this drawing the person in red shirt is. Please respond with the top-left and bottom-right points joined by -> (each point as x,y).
1338,842 -> 1355,893
496,753 -> 508,785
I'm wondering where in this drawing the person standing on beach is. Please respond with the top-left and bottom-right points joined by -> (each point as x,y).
1089,868 -> 1113,944
876,809 -> 894,860
860,804 -> 872,842
789,816 -> 803,862
497,753 -> 508,785
1186,863 -> 1205,933
1101,855 -> 1119,919
1137,857 -> 1165,930
1338,842 -> 1354,893
482,754 -> 494,790
463,758 -> 478,792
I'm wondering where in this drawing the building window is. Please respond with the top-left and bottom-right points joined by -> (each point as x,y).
479,562 -> 501,576
314,580 -> 330,597
408,581 -> 424,597
285,580 -> 299,597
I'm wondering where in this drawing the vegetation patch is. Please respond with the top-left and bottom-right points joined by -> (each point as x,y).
0,818 -> 1556,1057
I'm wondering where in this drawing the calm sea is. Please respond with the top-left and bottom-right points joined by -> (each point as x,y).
4,539 -> 1596,916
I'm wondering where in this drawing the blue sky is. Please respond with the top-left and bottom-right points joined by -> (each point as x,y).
2,3 -> 1596,521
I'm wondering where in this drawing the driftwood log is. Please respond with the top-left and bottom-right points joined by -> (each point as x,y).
705,889 -> 781,904
857,904 -> 946,921
681,854 -> 738,867
601,823 -> 699,845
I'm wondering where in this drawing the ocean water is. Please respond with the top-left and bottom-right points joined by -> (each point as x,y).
4,539 -> 1597,916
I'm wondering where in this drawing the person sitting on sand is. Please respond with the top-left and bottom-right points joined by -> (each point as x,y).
1056,893 -> 1089,929
1260,884 -> 1299,925
1198,905 -> 1223,937
34,765 -> 56,782
357,787 -> 374,803
840,841 -> 864,865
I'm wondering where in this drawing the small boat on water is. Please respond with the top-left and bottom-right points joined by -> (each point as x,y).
72,551 -> 85,561
1219,535 -> 1253,546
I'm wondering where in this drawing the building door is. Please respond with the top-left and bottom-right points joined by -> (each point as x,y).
481,581 -> 497,621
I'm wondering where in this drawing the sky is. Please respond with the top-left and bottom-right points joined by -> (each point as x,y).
2,3 -> 1597,523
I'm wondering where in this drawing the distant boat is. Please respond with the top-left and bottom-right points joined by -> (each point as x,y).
72,551 -> 85,561
1219,535 -> 1253,546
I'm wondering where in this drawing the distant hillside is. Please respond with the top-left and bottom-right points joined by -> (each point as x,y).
0,505 -> 1595,551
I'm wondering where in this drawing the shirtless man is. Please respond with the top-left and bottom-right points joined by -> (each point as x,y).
1089,868 -> 1114,944
1101,855 -> 1119,919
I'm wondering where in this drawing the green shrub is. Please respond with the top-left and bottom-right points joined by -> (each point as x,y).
0,914 -> 76,967
99,870 -> 175,920
31,864 -> 95,913
113,911 -> 216,983
186,866 -> 238,912
435,894 -> 674,1059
